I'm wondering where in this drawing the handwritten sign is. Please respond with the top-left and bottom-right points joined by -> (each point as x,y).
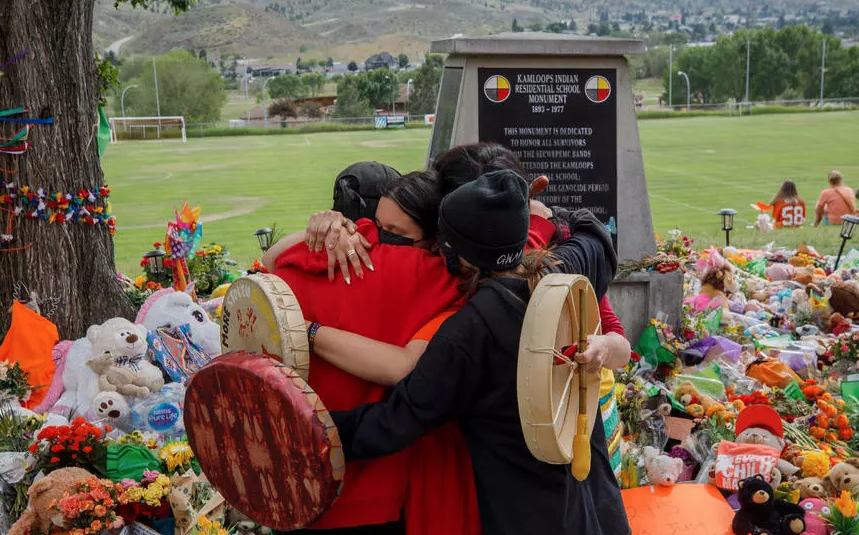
622,484 -> 735,535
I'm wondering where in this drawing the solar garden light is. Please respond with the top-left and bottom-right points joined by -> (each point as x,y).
254,228 -> 274,252
834,214 -> 859,270
143,249 -> 167,275
717,208 -> 737,247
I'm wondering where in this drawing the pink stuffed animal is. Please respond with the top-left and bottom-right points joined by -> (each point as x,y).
799,498 -> 833,535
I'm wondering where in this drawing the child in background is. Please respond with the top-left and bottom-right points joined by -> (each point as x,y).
771,180 -> 806,228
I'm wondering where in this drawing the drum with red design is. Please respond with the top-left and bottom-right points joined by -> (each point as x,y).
185,351 -> 344,530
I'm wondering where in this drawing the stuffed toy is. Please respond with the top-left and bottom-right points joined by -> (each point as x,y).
227,506 -> 273,535
827,313 -> 852,336
792,478 -> 828,501
798,498 -> 833,535
829,281 -> 859,318
822,458 -> 859,496
735,406 -> 800,487
766,264 -> 796,282
137,288 -> 220,356
792,267 -> 815,287
7,467 -> 93,535
732,475 -> 806,535
51,318 -> 162,419
686,247 -> 737,313
641,446 -> 683,487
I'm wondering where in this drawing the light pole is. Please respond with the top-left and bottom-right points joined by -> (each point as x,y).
406,78 -> 413,103
262,77 -> 273,128
678,71 -> 690,111
152,58 -> 161,116
744,40 -> 751,103
243,73 -> 251,125
820,39 -> 827,105
120,84 -> 139,131
668,45 -> 673,109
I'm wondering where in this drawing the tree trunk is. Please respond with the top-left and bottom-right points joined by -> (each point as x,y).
0,0 -> 134,341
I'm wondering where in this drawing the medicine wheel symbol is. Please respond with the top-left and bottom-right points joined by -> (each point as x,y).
585,75 -> 611,104
484,75 -> 511,103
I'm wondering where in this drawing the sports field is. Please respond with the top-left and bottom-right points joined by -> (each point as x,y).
103,111 -> 859,275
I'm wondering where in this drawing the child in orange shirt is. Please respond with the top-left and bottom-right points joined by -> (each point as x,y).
771,180 -> 806,228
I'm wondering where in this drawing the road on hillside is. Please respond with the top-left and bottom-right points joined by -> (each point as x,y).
107,35 -> 134,55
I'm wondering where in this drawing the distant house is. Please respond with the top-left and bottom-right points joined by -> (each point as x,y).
364,52 -> 397,71
251,66 -> 288,77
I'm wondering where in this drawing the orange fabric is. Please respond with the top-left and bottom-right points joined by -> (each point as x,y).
746,358 -> 803,389
772,199 -> 806,228
412,309 -> 457,341
407,318 -> 481,535
0,301 -> 59,408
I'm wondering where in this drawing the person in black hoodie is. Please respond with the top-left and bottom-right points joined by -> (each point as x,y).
331,169 -> 631,535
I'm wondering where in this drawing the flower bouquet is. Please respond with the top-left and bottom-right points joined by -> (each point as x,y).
159,442 -> 194,475
38,476 -> 129,535
823,491 -> 859,535
28,418 -> 109,476
116,471 -> 171,525
0,361 -> 35,403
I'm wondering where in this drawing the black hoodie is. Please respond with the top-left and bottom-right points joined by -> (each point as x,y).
332,224 -> 629,535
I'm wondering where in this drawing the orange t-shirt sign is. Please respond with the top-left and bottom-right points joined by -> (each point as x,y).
714,441 -> 780,491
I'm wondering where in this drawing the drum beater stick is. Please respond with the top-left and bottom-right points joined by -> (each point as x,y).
571,287 -> 591,481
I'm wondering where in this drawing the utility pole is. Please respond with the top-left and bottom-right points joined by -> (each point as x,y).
262,77 -> 273,129
744,40 -> 750,103
668,45 -> 673,109
820,39 -> 827,105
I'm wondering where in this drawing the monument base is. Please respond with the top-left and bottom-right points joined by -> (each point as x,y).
607,270 -> 684,346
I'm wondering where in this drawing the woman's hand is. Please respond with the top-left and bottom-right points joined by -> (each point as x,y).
575,332 -> 631,372
528,175 -> 553,219
305,210 -> 357,253
328,230 -> 373,284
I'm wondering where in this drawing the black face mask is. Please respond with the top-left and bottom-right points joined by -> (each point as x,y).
440,241 -> 461,275
378,227 -> 416,247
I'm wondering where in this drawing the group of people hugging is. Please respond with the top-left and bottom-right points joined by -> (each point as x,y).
259,142 -> 633,535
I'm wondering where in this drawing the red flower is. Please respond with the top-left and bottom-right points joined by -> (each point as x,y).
50,457 -> 60,463
140,259 -> 148,268
630,351 -> 642,362
104,425 -> 113,433
153,242 -> 162,248
28,443 -> 39,454
50,444 -> 63,453
82,446 -> 92,453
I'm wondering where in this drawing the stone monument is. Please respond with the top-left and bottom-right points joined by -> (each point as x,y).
428,33 -> 682,343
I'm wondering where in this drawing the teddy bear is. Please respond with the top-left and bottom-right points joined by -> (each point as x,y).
8,467 -> 94,535
827,313 -> 853,336
641,446 -> 683,487
51,318 -> 162,420
792,478 -> 828,501
792,267 -> 815,287
829,281 -> 859,318
767,263 -> 796,282
733,475 -> 806,535
734,406 -> 800,488
798,498 -> 833,535
823,458 -> 859,496
136,288 -> 221,356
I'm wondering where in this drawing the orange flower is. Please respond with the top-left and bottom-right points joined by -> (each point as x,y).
835,414 -> 850,428
834,490 -> 858,518
817,414 -> 831,429
93,504 -> 107,516
826,432 -> 839,442
810,426 -> 826,439
90,520 -> 102,531
839,427 -> 854,441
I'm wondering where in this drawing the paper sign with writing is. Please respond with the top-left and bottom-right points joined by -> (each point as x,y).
714,441 -> 780,491
622,484 -> 735,535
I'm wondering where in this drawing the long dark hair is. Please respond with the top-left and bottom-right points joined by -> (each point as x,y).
432,143 -> 527,198
380,171 -> 441,240
455,249 -> 561,298
771,180 -> 800,205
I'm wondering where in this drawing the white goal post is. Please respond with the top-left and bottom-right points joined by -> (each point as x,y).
109,116 -> 187,143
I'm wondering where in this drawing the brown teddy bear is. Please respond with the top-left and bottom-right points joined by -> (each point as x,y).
792,477 -> 828,500
830,281 -> 859,318
8,467 -> 94,535
823,458 -> 859,496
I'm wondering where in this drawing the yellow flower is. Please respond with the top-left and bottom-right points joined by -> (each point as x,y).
126,487 -> 144,502
143,484 -> 163,506
835,490 -> 858,518
134,275 -> 146,289
197,516 -> 212,532
155,474 -> 170,489
160,442 -> 194,472
802,451 -> 830,479
212,245 -> 222,253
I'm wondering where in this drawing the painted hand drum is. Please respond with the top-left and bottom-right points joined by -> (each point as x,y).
185,351 -> 345,531
517,274 -> 602,465
221,273 -> 310,380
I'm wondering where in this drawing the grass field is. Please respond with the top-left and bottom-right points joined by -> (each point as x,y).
103,111 -> 859,276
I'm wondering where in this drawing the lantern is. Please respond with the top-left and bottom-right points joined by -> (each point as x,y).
835,214 -> 859,270
717,208 -> 737,247
143,249 -> 167,275
254,228 -> 274,252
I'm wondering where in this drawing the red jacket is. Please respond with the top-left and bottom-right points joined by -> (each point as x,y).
274,220 -> 464,529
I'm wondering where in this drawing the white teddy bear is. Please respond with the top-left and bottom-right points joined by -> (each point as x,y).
642,446 -> 684,487
136,288 -> 221,356
52,318 -> 163,420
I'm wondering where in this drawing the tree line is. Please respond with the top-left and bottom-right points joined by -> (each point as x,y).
663,26 -> 859,106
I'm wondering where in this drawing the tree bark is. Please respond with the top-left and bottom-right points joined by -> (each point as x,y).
0,0 -> 134,341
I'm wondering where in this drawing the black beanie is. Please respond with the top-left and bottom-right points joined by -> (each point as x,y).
438,169 -> 529,271
333,162 -> 401,221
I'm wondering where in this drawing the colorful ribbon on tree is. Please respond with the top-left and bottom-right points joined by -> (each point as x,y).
0,50 -> 29,72
0,182 -> 117,234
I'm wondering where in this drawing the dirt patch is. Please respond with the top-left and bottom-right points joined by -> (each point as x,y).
118,196 -> 267,230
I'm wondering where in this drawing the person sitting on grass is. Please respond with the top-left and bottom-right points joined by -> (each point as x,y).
814,170 -> 855,226
770,179 -> 806,228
